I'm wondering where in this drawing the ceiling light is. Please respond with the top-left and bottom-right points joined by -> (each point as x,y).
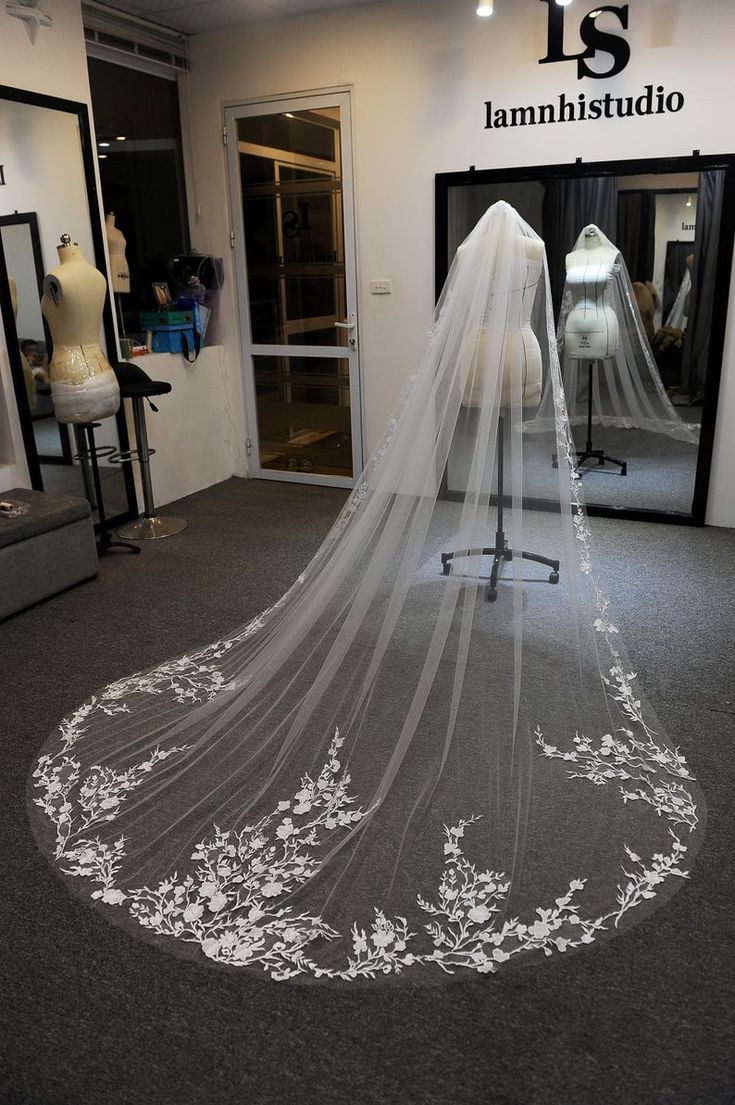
115,135 -> 126,141
686,196 -> 693,207
556,0 -> 574,6
284,112 -> 295,119
98,141 -> 110,147
98,154 -> 107,160
477,2 -> 493,15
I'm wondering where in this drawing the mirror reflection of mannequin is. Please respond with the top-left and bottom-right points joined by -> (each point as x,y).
9,277 -> 36,411
564,225 -> 620,360
41,234 -> 119,424
632,281 -> 660,344
462,235 -> 544,409
105,212 -> 130,294
20,339 -> 49,384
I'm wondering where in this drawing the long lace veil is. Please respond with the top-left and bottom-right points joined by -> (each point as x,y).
29,203 -> 705,984
530,224 -> 699,445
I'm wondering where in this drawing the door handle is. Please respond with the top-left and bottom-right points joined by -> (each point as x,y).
334,312 -> 358,351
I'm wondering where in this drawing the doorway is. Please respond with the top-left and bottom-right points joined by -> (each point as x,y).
225,91 -> 362,487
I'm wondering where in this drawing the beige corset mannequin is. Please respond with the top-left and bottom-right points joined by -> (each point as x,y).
41,234 -> 120,424
106,212 -> 130,294
564,225 -> 619,359
462,236 -> 544,409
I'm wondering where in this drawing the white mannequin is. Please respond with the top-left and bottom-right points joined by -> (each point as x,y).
105,212 -> 130,294
41,234 -> 120,424
564,225 -> 620,360
463,235 -> 544,409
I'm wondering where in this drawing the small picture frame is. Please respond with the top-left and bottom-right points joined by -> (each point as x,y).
152,281 -> 172,308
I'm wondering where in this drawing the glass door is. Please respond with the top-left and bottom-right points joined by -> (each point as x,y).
225,92 -> 362,486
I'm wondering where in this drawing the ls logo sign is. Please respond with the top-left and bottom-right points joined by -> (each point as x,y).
538,0 -> 631,80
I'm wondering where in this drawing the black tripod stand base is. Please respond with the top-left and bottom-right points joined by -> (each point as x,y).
552,450 -> 627,476
576,449 -> 627,475
97,535 -> 141,556
441,547 -> 560,602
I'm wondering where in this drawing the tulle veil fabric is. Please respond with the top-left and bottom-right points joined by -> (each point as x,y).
530,225 -> 699,445
29,203 -> 704,983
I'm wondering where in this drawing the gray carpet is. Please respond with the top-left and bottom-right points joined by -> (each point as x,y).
2,477 -> 734,1105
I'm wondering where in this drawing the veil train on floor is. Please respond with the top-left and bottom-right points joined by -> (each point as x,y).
29,203 -> 704,983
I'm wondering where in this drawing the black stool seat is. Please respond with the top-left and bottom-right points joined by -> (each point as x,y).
113,361 -> 172,399
111,361 -> 186,542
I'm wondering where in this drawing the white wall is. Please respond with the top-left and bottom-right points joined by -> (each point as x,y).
0,0 -> 235,508
124,347 -> 232,510
0,0 -> 95,491
184,0 -> 735,525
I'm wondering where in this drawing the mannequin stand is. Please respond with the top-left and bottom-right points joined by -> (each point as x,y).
554,361 -> 627,476
76,423 -> 141,556
441,415 -> 560,602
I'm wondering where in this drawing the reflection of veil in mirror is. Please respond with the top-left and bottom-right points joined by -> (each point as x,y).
29,203 -> 704,984
666,266 -> 691,330
531,226 -> 699,445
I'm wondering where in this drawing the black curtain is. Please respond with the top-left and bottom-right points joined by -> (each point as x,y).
680,169 -> 726,401
542,176 -> 618,316
617,190 -> 656,284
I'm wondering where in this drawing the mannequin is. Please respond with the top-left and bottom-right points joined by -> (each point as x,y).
563,225 -> 619,359
41,234 -> 119,424
9,277 -> 36,411
105,213 -> 130,294
530,224 -> 698,446
632,280 -> 659,344
448,233 -> 558,600
462,236 -> 544,408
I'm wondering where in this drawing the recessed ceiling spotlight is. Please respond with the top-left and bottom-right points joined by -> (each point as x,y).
98,154 -> 107,160
477,2 -> 493,15
686,196 -> 693,207
98,141 -> 110,147
115,135 -> 126,141
284,112 -> 295,119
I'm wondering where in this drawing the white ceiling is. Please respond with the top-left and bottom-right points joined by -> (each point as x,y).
100,0 -> 382,35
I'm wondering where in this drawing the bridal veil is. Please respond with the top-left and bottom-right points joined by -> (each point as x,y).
29,203 -> 704,983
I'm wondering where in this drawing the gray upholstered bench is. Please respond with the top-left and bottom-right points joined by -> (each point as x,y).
0,488 -> 98,620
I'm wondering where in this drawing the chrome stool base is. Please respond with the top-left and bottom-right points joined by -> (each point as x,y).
117,515 -> 187,541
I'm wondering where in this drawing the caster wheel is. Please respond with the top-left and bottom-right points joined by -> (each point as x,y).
442,563 -> 451,576
621,464 -> 627,476
549,571 -> 559,585
486,589 -> 498,603
598,457 -> 605,466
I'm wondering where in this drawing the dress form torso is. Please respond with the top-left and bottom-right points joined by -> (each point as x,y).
106,213 -> 130,294
41,237 -> 119,424
463,236 -> 544,409
564,227 -> 620,360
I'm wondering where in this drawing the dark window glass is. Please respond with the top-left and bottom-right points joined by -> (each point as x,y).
87,57 -> 190,339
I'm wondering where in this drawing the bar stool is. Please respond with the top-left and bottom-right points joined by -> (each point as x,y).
112,361 -> 187,541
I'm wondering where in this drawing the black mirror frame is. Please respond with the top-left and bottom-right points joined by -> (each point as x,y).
435,153 -> 735,526
0,83 -> 137,525
0,210 -> 73,465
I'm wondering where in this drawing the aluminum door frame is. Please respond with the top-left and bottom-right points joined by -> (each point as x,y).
225,88 -> 363,488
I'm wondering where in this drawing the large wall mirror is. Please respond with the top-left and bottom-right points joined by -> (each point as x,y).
0,84 -> 136,523
436,154 -> 735,524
